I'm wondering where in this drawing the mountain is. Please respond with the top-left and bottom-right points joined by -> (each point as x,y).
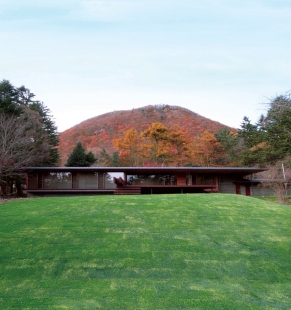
58,105 -> 235,165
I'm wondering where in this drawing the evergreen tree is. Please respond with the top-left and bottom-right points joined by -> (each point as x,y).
0,79 -> 59,165
263,94 -> 291,160
29,101 -> 59,165
0,80 -> 22,115
238,117 -> 262,149
0,79 -> 59,190
96,148 -> 111,167
86,151 -> 98,166
214,128 -> 242,165
65,141 -> 97,167
236,92 -> 291,166
236,117 -> 266,166
111,152 -> 120,166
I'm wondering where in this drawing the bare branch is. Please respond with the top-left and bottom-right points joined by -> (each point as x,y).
0,111 -> 50,185
256,161 -> 291,203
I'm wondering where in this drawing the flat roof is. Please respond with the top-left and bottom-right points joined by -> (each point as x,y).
21,166 -> 266,175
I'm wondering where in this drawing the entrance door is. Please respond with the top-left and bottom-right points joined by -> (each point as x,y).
245,185 -> 251,196
235,185 -> 241,195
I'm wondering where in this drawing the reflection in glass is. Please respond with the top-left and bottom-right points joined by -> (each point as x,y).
44,172 -> 72,189
196,174 -> 215,185
77,172 -> 98,189
105,172 -> 124,188
28,173 -> 38,189
127,174 -> 177,185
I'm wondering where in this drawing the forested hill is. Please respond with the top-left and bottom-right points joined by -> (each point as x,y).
58,105 -> 234,165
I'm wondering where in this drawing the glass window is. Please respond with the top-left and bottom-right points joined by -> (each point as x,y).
170,175 -> 177,185
98,173 -> 104,188
27,174 -> 38,189
43,172 -> 72,189
161,175 -> 177,185
127,175 -> 159,185
127,174 -> 177,185
105,172 -> 124,188
196,174 -> 215,185
186,174 -> 192,185
77,173 -> 98,189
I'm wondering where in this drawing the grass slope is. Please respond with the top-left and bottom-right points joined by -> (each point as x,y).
1,194 -> 291,309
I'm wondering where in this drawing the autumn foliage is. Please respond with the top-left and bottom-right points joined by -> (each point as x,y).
192,131 -> 225,166
58,105 -> 235,166
113,129 -> 143,166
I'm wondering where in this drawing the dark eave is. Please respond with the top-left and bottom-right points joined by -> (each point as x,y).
21,166 -> 266,176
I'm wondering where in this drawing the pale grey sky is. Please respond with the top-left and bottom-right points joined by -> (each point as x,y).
1,0 -> 291,131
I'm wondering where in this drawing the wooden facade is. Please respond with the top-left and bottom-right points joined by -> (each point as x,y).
21,167 -> 265,197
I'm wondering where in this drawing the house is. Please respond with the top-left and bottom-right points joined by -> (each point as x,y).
21,166 -> 267,197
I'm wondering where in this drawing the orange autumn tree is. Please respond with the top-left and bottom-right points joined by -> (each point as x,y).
141,122 -> 172,166
113,128 -> 143,166
114,124 -> 226,167
168,124 -> 193,166
193,130 -> 225,166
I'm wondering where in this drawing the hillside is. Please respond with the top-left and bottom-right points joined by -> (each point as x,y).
58,105 -> 234,165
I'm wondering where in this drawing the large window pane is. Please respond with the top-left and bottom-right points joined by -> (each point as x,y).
127,175 -> 159,185
127,174 -> 176,185
77,173 -> 98,189
27,174 -> 38,189
105,172 -> 124,188
196,174 -> 215,185
98,173 -> 104,188
44,172 -> 72,189
186,174 -> 192,185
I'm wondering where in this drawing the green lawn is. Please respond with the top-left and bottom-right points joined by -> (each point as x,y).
1,194 -> 291,309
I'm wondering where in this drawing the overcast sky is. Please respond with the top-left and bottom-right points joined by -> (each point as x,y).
1,0 -> 291,132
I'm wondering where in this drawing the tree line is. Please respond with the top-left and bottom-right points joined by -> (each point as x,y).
1,79 -> 291,199
65,123 -> 225,167
65,93 -> 291,171
0,80 -> 59,194
217,93 -> 291,167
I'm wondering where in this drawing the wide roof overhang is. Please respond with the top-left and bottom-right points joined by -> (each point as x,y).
21,166 -> 266,176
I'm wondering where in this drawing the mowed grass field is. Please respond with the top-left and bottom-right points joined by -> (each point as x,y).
1,194 -> 291,310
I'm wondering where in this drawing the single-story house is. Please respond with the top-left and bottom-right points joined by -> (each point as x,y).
21,166 -> 268,197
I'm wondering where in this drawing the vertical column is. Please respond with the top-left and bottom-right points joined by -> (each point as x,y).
72,173 -> 77,189
215,175 -> 219,192
38,173 -> 43,189
98,173 -> 104,189
26,173 -> 29,190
